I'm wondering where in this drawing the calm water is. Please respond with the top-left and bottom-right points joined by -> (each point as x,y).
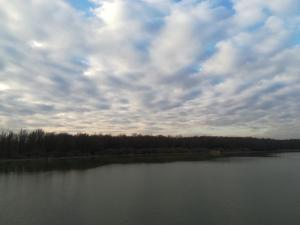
1,153 -> 300,225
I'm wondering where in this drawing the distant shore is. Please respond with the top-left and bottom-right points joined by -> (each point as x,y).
1,130 -> 300,158
1,149 -> 299,173
1,130 -> 300,172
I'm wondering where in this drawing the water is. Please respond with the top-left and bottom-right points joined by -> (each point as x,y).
1,153 -> 300,225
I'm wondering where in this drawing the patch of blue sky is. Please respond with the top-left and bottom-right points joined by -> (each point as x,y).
245,20 -> 265,32
172,0 -> 183,3
290,31 -> 300,46
187,65 -> 203,75
243,7 -> 271,33
66,0 -> 95,15
211,0 -> 233,10
198,42 -> 218,61
174,0 -> 234,11
206,42 -> 217,54
195,65 -> 203,72
133,40 -> 150,53
71,56 -> 89,68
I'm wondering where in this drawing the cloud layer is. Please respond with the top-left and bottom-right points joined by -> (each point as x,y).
0,0 -> 299,138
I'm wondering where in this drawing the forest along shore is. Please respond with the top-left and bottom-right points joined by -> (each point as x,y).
1,130 -> 300,160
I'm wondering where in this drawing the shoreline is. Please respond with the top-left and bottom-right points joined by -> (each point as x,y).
1,149 -> 299,173
1,148 -> 299,162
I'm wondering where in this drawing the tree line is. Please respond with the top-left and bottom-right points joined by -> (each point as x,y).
0,129 -> 299,159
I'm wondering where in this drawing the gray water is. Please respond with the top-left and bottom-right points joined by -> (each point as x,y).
1,153 -> 300,225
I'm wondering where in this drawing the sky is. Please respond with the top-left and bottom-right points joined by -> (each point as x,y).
0,0 -> 299,138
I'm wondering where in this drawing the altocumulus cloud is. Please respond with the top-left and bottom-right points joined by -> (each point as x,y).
0,0 -> 299,138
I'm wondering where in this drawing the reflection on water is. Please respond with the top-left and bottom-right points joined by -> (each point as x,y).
0,152 -> 274,173
1,153 -> 300,225
0,158 -> 106,173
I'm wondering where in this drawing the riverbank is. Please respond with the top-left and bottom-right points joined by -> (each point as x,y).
1,149 -> 297,173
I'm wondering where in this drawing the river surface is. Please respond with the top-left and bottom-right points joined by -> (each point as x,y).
1,152 -> 300,225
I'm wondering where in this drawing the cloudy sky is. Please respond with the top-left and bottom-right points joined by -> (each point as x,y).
0,0 -> 299,138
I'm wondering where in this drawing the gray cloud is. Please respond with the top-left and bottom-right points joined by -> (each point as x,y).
0,0 -> 299,138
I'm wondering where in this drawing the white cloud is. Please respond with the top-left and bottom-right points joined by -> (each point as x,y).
0,0 -> 299,138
